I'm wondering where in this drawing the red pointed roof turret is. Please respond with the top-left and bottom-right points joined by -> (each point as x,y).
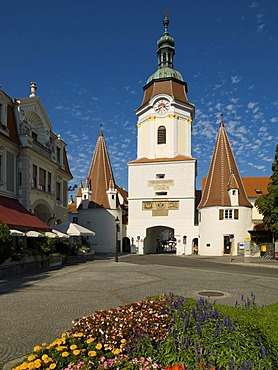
76,181 -> 83,197
198,115 -> 252,209
87,125 -> 117,208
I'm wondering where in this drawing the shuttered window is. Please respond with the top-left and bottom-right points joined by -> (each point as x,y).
219,208 -> 239,220
32,165 -> 37,188
63,180 -> 67,207
6,151 -> 14,192
48,172 -> 52,193
157,126 -> 166,144
219,209 -> 224,220
39,168 -> 46,191
56,182 -> 61,201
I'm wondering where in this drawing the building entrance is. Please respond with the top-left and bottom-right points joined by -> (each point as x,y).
223,235 -> 231,254
145,226 -> 176,254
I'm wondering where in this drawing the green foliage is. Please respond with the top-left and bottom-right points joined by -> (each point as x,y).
12,294 -> 278,370
55,239 -> 71,256
133,294 -> 272,369
0,221 -> 12,264
255,144 -> 278,231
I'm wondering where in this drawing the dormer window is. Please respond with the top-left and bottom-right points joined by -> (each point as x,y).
256,189 -> 262,194
0,101 -> 8,128
57,147 -> 61,163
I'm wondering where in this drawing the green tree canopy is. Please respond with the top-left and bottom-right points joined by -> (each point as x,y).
0,220 -> 12,264
255,144 -> 278,232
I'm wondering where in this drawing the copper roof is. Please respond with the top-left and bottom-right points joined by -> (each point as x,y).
86,130 -> 117,209
128,155 -> 195,164
198,122 -> 252,209
139,78 -> 191,110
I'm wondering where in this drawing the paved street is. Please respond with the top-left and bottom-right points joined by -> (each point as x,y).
1,254 -> 278,369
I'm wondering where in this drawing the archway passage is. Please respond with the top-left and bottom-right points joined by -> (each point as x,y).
145,226 -> 176,254
33,203 -> 52,225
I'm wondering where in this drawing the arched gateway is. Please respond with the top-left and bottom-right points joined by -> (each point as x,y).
144,226 -> 176,254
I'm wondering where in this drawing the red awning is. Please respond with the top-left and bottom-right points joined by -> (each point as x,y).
0,196 -> 51,232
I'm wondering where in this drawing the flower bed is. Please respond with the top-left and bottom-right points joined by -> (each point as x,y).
13,294 -> 275,370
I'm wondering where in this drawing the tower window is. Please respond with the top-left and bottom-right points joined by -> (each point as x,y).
155,191 -> 167,196
157,126 -> 166,144
219,209 -> 239,220
156,174 -> 165,179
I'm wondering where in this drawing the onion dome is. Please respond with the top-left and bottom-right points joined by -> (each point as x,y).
147,16 -> 184,84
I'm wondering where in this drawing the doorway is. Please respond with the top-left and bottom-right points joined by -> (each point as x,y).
223,236 -> 231,254
145,226 -> 176,254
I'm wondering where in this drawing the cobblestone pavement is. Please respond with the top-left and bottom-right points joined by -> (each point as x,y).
1,256 -> 278,369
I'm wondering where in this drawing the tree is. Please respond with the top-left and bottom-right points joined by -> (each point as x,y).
0,221 -> 12,264
255,144 -> 278,232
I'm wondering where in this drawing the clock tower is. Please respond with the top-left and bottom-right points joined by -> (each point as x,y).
128,16 -> 198,255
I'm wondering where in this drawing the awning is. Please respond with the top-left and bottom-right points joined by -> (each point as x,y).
25,231 -> 45,238
10,229 -> 25,236
44,231 -> 59,239
51,229 -> 69,239
53,221 -> 95,236
0,196 -> 50,232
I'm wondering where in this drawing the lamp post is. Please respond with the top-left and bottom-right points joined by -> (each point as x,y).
115,216 -> 120,262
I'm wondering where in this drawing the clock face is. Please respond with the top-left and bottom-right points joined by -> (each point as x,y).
154,99 -> 170,114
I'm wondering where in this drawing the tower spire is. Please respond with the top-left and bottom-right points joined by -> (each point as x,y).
157,15 -> 175,69
87,129 -> 117,208
146,15 -> 185,84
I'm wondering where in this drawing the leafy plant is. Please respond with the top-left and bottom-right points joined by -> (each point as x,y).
13,294 -> 277,370
255,144 -> 278,232
0,220 -> 12,264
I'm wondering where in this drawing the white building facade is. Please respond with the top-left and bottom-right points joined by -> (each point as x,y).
128,16 -> 199,255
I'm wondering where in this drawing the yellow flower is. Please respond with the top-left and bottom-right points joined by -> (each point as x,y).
75,332 -> 83,338
120,339 -> 126,344
41,355 -> 48,361
95,343 -> 102,350
56,346 -> 65,351
62,352 -> 69,357
28,363 -> 35,370
61,332 -> 67,338
49,364 -> 56,370
70,344 -> 77,350
33,346 -> 41,352
86,338 -> 95,344
112,348 -> 120,355
20,362 -> 29,369
34,359 -> 41,369
88,351 -> 97,357
28,355 -> 37,362
73,350 -> 80,356
41,343 -> 47,347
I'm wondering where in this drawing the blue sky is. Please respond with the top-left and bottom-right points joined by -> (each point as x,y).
1,0 -> 277,191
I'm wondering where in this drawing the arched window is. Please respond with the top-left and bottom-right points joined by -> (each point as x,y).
157,126 -> 166,144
